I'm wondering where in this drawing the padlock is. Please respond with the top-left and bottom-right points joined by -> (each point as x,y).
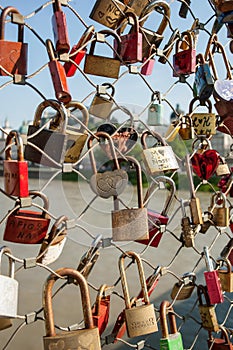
209,192 -> 229,227
88,131 -> 128,199
217,258 -> 233,293
189,97 -> 216,136
197,284 -> 219,332
171,272 -> 196,300
211,0 -> 233,12
115,12 -> 143,63
51,0 -> 70,54
164,118 -> 181,142
191,145 -> 220,181
3,130 -> 29,198
112,156 -> 149,241
158,28 -> 179,64
203,246 -> 224,304
37,216 -> 67,265
4,191 -> 51,244
0,6 -> 28,76
179,0 -> 191,18
119,251 -> 157,338
194,53 -> 214,101
24,99 -> 69,167
92,284 -> 111,335
140,44 -> 156,76
180,199 -> 197,247
136,176 -> 176,248
46,39 -> 71,104
141,130 -> 179,175
123,0 -> 151,17
173,31 -> 196,76
220,238 -> 233,266
0,318 -> 12,331
43,267 -> 101,349
159,300 -> 184,350
178,115 -> 194,140
89,0 -> 127,29
84,29 -> 121,79
89,83 -> 115,119
64,25 -> 94,77
208,326 -> 233,350
216,156 -> 231,176
148,91 -> 164,126
0,246 -> 18,319
199,211 -> 214,234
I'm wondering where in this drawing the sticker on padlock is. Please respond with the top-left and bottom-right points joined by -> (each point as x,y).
189,97 -> 216,136
92,284 -> 112,335
217,258 -> 233,293
0,6 -> 28,76
51,0 -> 70,53
171,272 -> 196,300
147,91 -> 164,126
4,130 -> 29,198
119,251 -> 158,338
43,267 -> 101,350
197,284 -> 219,332
173,30 -> 196,76
4,191 -> 51,244
89,83 -> 115,119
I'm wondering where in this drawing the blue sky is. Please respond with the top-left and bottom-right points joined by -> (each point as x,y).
0,0 -> 231,129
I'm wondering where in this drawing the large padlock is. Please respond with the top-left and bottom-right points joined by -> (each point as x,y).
89,0 -> 127,29
159,300 -> 184,350
173,30 -> 196,76
136,176 -> 176,248
0,6 -> 28,76
141,130 -> 179,175
112,156 -> 149,241
88,131 -> 128,199
217,258 -> 233,293
148,91 -> 164,126
194,53 -> 214,101
178,115 -> 194,140
197,284 -> 219,332
4,130 -> 29,198
43,267 -> 101,349
89,83 -> 115,119
37,216 -> 67,265
0,246 -> 18,319
208,326 -> 233,350
46,39 -> 71,104
24,99 -> 68,167
119,251 -> 157,338
189,97 -> 216,136
84,29 -> 121,79
51,0 -> 70,53
92,284 -> 111,336
4,191 -> 51,244
171,272 -> 196,300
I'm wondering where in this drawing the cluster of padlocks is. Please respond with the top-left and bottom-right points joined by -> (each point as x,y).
0,0 -> 233,349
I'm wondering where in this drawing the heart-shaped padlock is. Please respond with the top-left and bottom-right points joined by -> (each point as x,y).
191,150 -> 219,180
90,169 -> 128,198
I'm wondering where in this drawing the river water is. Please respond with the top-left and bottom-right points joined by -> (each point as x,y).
0,176 -> 232,349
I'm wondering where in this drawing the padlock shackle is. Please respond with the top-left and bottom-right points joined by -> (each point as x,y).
97,82 -> 115,98
29,190 -> 50,212
65,100 -> 89,132
89,29 -> 122,56
217,257 -> 232,275
141,129 -> 167,149
117,11 -> 140,35
76,25 -> 95,50
94,284 -> 109,316
0,6 -> 24,42
5,130 -> 24,162
118,251 -> 150,309
43,267 -> 94,337
188,96 -> 212,114
197,284 -> 211,306
196,53 -> 206,66
47,215 -> 68,244
211,40 -> 232,80
0,246 -> 15,279
151,91 -> 161,103
175,30 -> 194,53
46,39 -> 57,62
126,156 -> 144,209
159,300 -> 178,338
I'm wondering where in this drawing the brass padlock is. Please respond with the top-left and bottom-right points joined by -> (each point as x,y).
89,0 -> 127,29
164,118 -> 181,142
189,97 -> 216,136
217,258 -> 233,293
178,115 -> 194,140
43,267 -> 101,349
89,83 -> 115,119
208,191 -> 229,227
118,251 -> 158,338
171,272 -> 196,300
180,199 -> 197,247
197,284 -> 219,332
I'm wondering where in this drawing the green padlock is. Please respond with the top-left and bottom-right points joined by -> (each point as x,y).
148,91 -> 164,126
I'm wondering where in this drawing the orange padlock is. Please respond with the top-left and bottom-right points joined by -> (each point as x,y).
51,0 -> 70,53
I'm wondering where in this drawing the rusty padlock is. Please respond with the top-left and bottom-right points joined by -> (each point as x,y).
43,267 -> 101,349
0,6 -> 28,76
171,272 -> 196,300
217,258 -> 233,293
89,83 -> 115,119
92,284 -> 111,335
4,130 -> 29,198
89,0 -> 127,29
119,251 -> 157,338
4,191 -> 51,244
197,284 -> 219,332
189,97 -> 216,136
173,31 -> 196,76
51,0 -> 70,53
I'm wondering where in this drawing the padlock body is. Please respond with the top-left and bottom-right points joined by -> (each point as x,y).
215,207 -> 229,227
164,122 -> 181,142
84,54 -> 121,79
208,337 -> 233,350
148,103 -> 164,126
52,11 -> 70,53
0,276 -> 18,318
90,169 -> 128,198
213,0 -> 233,12
89,95 -> 113,119
0,40 -> 28,76
127,0 -> 151,17
171,282 -> 195,300
43,327 -> 101,350
216,163 -> 230,176
37,236 -> 67,265
92,296 -> 110,335
189,197 -> 203,225
204,270 -> 224,304
218,269 -> 233,292
4,160 -> 29,197
124,304 -> 157,338
194,63 -> 214,100
4,210 -> 50,244
64,47 -> 86,77
173,48 -> 196,76
117,32 -> 143,63
48,60 -> 71,104
141,57 -> 155,76
0,318 -> 12,330
89,0 -> 126,29
160,332 -> 184,350
142,145 -> 179,174
64,128 -> 87,164
198,305 -> 219,332
191,113 -> 216,136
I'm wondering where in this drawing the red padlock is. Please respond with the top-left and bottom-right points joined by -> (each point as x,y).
46,39 -> 71,104
173,31 -> 196,76
4,191 -> 51,244
0,6 -> 28,76
64,25 -> 94,77
92,284 -> 111,336
51,0 -> 70,53
140,44 -> 156,76
4,130 -> 29,198
208,326 -> 233,350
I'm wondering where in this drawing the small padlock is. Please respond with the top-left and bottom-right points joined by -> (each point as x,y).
164,118 -> 181,142
194,53 -> 214,101
43,267 -> 101,349
217,258 -> 233,293
46,39 -> 71,104
208,325 -> 233,350
112,156 -> 149,241
197,284 -> 219,332
89,83 -> 115,119
173,30 -> 196,76
92,284 -> 111,336
51,0 -> 70,53
4,191 -> 51,244
216,156 -> 231,176
89,0 -> 127,29
119,251 -> 158,338
180,199 -> 197,247
147,91 -> 164,126
84,29 -> 121,78
4,130 -> 29,198
189,97 -> 216,136
209,192 -> 229,227
178,115 -> 194,140
140,44 -> 156,76
171,272 -> 196,300
88,131 -> 128,199
37,216 -> 67,265
141,130 -> 179,175
0,6 -> 28,76
159,300 -> 184,350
